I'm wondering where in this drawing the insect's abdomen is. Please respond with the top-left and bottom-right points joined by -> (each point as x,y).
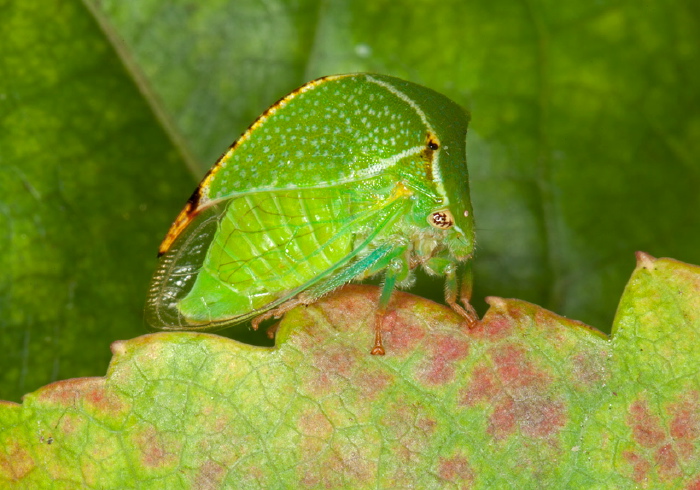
177,187 -> 358,323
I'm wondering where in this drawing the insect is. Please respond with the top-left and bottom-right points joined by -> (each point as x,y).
146,73 -> 477,355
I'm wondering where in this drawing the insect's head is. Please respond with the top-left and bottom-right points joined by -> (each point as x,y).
427,204 -> 475,260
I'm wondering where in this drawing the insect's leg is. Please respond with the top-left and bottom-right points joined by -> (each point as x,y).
426,256 -> 478,327
251,296 -> 307,330
444,261 -> 478,328
460,260 -> 473,303
371,257 -> 409,355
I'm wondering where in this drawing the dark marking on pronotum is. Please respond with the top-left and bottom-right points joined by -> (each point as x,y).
420,132 -> 440,181
157,187 -> 203,256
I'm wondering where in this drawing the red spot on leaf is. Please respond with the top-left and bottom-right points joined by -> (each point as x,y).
379,401 -> 436,458
623,450 -> 651,483
669,392 -> 700,442
56,413 -> 79,435
193,460 -> 226,488
671,408 -> 700,440
330,296 -> 367,318
35,378 -> 99,407
356,370 -> 393,401
628,400 -> 665,448
299,446 -> 375,489
489,397 -> 517,438
416,416 -> 437,436
316,285 -> 375,329
134,426 -> 179,469
380,403 -> 413,438
488,395 -> 567,439
665,391 -> 700,465
48,388 -> 77,406
86,386 -> 106,406
438,454 -> 473,484
298,409 -> 335,466
299,409 -> 333,439
571,351 -> 610,389
460,366 -> 498,406
212,414 -> 228,434
0,442 -> 35,481
678,440 -> 696,464
300,470 -> 320,487
624,394 -> 700,482
383,310 -> 425,354
305,343 -> 357,397
461,344 -> 566,440
84,384 -> 127,416
417,334 -> 469,385
521,399 -> 565,438
471,313 -> 513,341
493,346 -> 549,389
687,476 -> 700,490
314,343 -> 356,377
655,444 -> 681,480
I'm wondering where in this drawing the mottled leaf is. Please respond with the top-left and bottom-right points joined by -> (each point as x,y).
1,254 -> 698,488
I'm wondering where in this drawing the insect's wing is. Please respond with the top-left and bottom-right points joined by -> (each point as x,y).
146,177 -> 408,330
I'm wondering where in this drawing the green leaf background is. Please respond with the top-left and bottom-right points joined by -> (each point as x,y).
2,0 -> 699,415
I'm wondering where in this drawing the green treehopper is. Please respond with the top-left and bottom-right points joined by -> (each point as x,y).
146,73 -> 478,354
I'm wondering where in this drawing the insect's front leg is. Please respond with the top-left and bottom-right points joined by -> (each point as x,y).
458,260 -> 474,304
425,256 -> 479,328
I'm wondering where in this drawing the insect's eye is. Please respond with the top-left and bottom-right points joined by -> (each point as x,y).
428,209 -> 455,229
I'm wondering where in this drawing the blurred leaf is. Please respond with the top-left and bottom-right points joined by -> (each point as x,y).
0,1 -> 194,401
90,0 -> 700,332
1,255 -> 699,487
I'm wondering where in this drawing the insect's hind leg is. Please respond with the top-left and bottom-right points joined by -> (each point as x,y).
251,296 -> 307,331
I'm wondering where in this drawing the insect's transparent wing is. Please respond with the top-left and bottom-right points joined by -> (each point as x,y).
146,177 -> 409,330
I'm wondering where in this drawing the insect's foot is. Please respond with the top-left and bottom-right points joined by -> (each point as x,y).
252,312 -> 273,331
371,345 -> 386,355
371,319 -> 386,355
462,303 -> 479,328
266,321 -> 280,339
448,299 -> 479,328
465,316 -> 479,329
